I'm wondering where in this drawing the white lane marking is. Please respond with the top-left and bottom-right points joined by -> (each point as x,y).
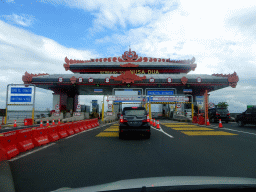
9,143 -> 56,162
151,126 -> 174,138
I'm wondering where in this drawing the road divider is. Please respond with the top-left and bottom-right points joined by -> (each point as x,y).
0,118 -> 100,161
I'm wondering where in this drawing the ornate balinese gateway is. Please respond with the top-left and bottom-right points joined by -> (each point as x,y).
22,49 -> 239,114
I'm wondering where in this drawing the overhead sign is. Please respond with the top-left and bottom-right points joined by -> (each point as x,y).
108,96 -> 143,102
94,89 -> 103,92
10,96 -> 31,102
147,91 -> 174,95
11,87 -> 32,94
150,96 -> 189,102
183,89 -> 192,93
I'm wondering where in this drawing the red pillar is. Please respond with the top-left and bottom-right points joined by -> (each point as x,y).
60,93 -> 68,111
73,94 -> 78,112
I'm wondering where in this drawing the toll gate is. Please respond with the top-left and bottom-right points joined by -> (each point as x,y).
21,48 -> 239,124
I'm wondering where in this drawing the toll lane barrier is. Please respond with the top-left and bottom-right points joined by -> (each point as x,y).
48,125 -> 60,142
32,127 -> 50,147
0,119 -> 99,161
0,131 -> 19,160
17,128 -> 34,152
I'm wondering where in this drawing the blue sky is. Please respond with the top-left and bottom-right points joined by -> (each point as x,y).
1,0 -> 256,113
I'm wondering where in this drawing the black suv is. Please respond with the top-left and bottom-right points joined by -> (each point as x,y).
119,107 -> 150,139
208,107 -> 230,123
236,106 -> 256,127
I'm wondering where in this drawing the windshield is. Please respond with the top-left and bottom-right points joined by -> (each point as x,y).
1,1 -> 256,192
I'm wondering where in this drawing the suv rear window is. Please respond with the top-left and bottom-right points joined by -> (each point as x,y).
124,110 -> 146,116
216,108 -> 228,113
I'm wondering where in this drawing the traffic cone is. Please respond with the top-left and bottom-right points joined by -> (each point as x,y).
52,119 -> 55,125
14,120 -> 17,127
206,119 -> 210,126
58,118 -> 61,125
46,120 -> 49,126
153,119 -> 156,127
218,119 -> 223,128
24,119 -> 28,126
156,120 -> 160,129
40,120 -> 43,127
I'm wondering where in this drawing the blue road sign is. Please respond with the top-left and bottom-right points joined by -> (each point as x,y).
147,90 -> 174,95
10,96 -> 32,102
11,87 -> 32,94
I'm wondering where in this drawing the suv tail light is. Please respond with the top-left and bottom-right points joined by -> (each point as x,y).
216,112 -> 220,115
120,115 -> 127,123
227,113 -> 230,116
142,114 -> 150,122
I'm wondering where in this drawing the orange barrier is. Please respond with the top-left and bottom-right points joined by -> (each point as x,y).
198,115 -> 205,125
66,122 -> 75,136
90,120 -> 95,128
73,122 -> 80,133
24,118 -> 33,126
48,125 -> 60,142
192,116 -> 198,123
78,121 -> 85,131
58,124 -> 68,138
86,120 -> 92,129
17,128 -> 34,152
32,127 -> 50,147
0,131 -> 19,159
0,120 -> 99,161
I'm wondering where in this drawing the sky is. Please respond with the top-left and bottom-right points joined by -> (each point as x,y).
1,0 -> 256,113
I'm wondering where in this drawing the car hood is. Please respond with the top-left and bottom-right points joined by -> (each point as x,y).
52,176 -> 256,192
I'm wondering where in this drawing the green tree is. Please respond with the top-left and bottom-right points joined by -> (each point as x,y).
216,102 -> 229,108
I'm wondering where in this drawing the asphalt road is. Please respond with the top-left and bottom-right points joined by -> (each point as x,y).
7,120 -> 256,192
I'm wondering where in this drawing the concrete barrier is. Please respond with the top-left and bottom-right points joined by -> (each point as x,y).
34,113 -> 64,124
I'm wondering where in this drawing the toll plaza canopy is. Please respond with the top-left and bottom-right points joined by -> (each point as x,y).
22,49 -> 239,112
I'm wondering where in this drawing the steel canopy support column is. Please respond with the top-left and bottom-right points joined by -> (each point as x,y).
204,90 -> 209,125
102,96 -> 104,122
149,103 -> 152,120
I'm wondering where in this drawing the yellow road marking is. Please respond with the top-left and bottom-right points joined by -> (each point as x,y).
165,125 -> 199,128
181,131 -> 238,136
104,128 -> 119,132
96,132 -> 119,137
172,128 -> 214,130
162,123 -> 188,125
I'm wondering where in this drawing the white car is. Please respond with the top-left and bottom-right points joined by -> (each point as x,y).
185,109 -> 192,118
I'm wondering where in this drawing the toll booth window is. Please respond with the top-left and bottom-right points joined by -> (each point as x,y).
125,110 -> 146,116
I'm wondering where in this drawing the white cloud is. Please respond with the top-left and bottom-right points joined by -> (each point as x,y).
41,0 -> 174,31
1,14 -> 35,27
0,20 -> 97,110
